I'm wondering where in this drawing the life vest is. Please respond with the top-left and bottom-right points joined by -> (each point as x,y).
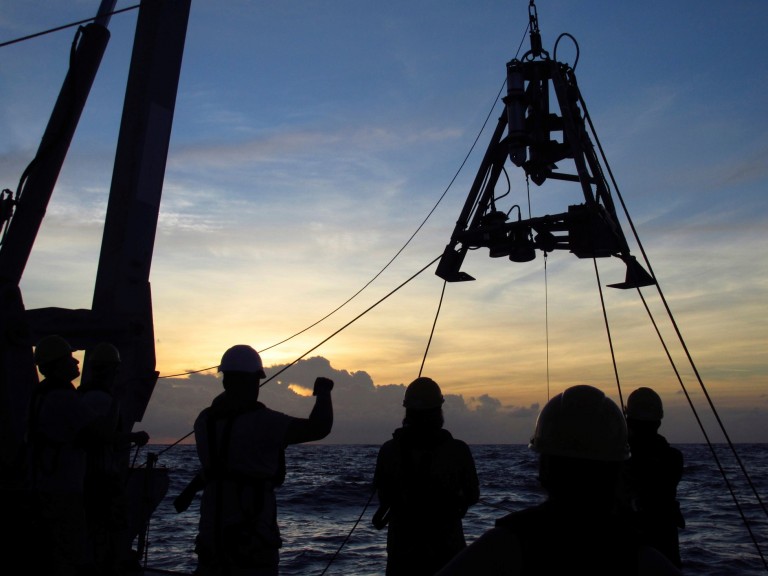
200,402 -> 286,567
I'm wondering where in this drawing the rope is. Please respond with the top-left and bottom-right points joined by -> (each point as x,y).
260,255 -> 442,387
591,260 -> 624,409
543,253 -> 550,401
158,79 -> 508,382
317,487 -> 378,576
0,4 -> 140,49
635,288 -> 767,569
419,280 -> 448,377
579,87 -> 768,569
158,253 -> 442,455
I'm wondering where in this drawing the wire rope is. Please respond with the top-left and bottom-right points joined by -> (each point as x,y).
0,4 -> 140,49
419,280 -> 448,377
157,78 -> 508,380
544,253 -> 550,401
317,487 -> 378,576
259,255 -> 442,387
579,83 -> 768,567
591,260 -> 624,409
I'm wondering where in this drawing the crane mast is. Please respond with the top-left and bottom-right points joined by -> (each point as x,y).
0,0 -> 191,476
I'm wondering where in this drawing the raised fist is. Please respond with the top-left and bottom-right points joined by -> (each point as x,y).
312,377 -> 334,396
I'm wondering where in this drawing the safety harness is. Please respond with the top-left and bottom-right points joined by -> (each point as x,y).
200,402 -> 286,569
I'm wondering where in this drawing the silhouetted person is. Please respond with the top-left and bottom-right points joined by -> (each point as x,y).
373,377 -> 479,576
193,344 -> 334,576
27,335 -> 105,576
436,385 -> 682,576
623,387 -> 685,568
79,342 -> 150,575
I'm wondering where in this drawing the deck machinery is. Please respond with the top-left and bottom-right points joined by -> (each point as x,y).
436,2 -> 654,290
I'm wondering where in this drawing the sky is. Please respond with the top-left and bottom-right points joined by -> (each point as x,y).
1,1 -> 767,446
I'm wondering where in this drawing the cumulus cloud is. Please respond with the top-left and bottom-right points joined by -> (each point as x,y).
141,355 -> 542,446
140,355 -> 768,447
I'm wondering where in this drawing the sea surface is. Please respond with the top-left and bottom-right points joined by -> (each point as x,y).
134,443 -> 768,575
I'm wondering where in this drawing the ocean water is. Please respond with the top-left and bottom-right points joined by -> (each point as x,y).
136,443 -> 768,575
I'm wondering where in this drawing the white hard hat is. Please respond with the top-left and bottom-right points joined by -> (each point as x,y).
218,345 -> 266,377
403,377 -> 444,410
529,384 -> 629,462
625,387 -> 663,421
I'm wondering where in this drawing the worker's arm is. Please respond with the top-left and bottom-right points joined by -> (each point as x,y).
284,377 -> 334,445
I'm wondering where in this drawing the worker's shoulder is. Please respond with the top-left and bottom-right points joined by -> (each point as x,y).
638,545 -> 683,576
436,526 -> 521,575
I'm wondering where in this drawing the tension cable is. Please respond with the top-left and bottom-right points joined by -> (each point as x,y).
419,280 -> 448,377
258,254 -> 442,385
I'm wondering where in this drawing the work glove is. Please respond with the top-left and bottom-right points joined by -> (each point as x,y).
313,376 -> 334,396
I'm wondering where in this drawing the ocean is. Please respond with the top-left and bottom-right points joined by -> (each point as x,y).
136,443 -> 768,575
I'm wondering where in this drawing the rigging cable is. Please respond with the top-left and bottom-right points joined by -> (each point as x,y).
586,88 -> 768,519
419,279 -> 448,377
592,259 -> 625,410
318,487 -> 378,576
634,287 -> 767,569
291,21 -> 541,571
154,25 -> 536,570
0,3 -> 140,49
578,85 -> 768,566
259,255 -> 442,387
253,6 -> 531,365
544,253 -> 550,401
152,14 -> 542,572
259,76 -> 508,358
157,79 -> 509,380
152,256 -> 443,571
158,10 -> 529,382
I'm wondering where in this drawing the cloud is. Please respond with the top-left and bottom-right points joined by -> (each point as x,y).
140,355 -> 768,447
140,355 -> 542,446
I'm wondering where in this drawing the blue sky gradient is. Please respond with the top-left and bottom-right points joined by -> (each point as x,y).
1,1 -> 767,444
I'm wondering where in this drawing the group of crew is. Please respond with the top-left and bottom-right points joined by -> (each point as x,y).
193,344 -> 686,576
15,337 -> 686,576
14,335 -> 149,576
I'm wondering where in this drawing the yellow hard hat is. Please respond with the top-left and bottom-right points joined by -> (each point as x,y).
403,377 -> 444,410
625,387 -> 663,421
529,384 -> 629,462
34,335 -> 73,366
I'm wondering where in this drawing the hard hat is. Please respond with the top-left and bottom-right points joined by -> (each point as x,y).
625,387 -> 663,421
403,377 -> 444,410
34,335 -> 73,366
219,345 -> 266,377
90,342 -> 121,368
529,384 -> 629,462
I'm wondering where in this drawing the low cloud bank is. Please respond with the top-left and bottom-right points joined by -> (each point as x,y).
141,356 -> 540,446
141,356 -> 767,447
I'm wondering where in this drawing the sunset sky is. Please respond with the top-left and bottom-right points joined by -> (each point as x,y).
1,1 -> 767,445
